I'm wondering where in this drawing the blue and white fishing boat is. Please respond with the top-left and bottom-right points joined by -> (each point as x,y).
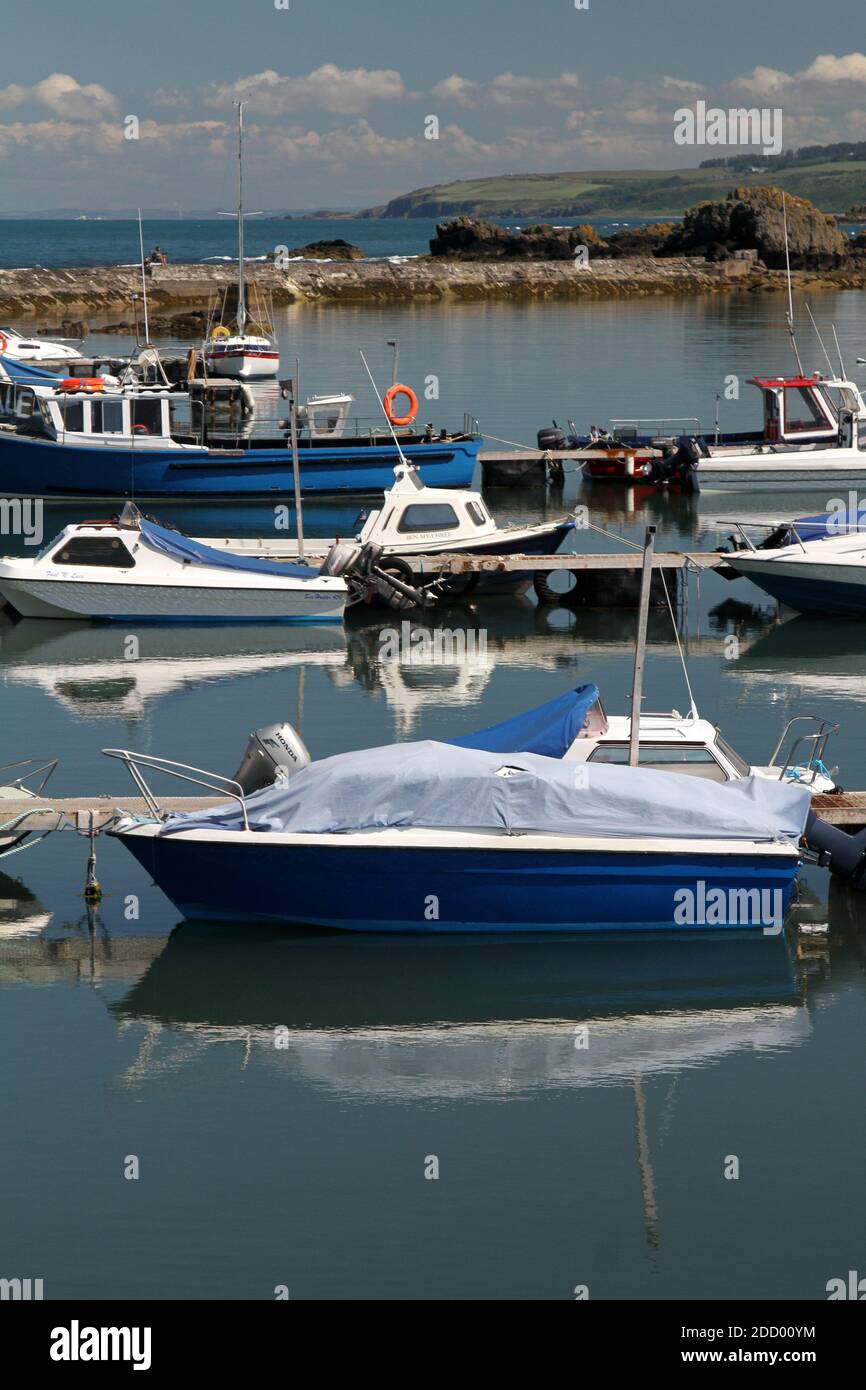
105,730 -> 813,933
0,377 -> 480,500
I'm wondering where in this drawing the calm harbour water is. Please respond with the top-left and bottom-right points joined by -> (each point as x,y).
2,281 -> 866,1299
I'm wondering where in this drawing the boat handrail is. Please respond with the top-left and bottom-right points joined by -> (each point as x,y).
0,757 -> 59,797
768,717 -> 839,785
101,749 -> 250,829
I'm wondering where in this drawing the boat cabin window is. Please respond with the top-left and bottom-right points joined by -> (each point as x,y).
89,399 -> 125,434
57,399 -> 85,432
51,536 -> 136,569
129,399 -> 163,436
466,501 -> 487,526
714,734 -> 750,777
784,387 -> 833,434
397,504 -> 460,533
16,389 -> 36,419
588,743 -> 728,781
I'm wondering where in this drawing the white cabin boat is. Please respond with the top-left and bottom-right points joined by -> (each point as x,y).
723,506 -> 866,615
0,510 -> 348,623
0,326 -> 83,365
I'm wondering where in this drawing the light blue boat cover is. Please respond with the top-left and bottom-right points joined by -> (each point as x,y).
450,684 -> 599,758
160,740 -> 811,843
0,354 -> 62,384
139,519 -> 321,580
789,505 -> 866,542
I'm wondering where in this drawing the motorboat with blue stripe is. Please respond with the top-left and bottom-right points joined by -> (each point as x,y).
104,672 -> 866,930
0,371 -> 480,500
722,503 -> 866,615
105,729 -> 813,933
0,505 -> 352,622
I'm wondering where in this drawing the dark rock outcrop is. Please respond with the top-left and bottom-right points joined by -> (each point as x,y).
430,217 -> 606,260
270,239 -> 363,261
601,223 -> 676,258
662,187 -> 849,268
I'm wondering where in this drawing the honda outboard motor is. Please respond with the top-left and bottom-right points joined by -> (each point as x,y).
804,811 -> 866,891
232,722 -> 311,796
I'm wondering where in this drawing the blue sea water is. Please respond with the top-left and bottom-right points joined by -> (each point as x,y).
0,215 -> 660,269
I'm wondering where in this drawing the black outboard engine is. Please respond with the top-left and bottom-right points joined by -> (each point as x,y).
537,423 -> 566,451
232,722 -> 311,796
804,811 -> 866,891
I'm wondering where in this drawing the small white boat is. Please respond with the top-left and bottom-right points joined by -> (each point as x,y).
724,506 -> 866,615
0,508 -> 348,623
0,326 -> 83,366
202,103 -> 280,382
451,683 -> 839,794
200,464 -> 576,596
203,330 -> 279,382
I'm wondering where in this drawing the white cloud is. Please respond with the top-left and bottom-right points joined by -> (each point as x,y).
431,72 -> 580,109
730,65 -> 794,97
0,73 -> 117,121
802,52 -> 866,83
732,52 -> 866,96
195,66 -> 407,116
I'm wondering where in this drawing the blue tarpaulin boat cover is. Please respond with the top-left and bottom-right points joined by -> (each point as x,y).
450,684 -> 599,758
160,739 -> 811,844
789,506 -> 866,542
0,354 -> 62,385
139,519 -> 321,580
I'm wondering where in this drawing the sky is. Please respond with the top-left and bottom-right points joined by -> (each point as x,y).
0,0 -> 865,211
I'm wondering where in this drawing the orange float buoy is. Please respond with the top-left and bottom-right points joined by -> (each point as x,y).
383,383 -> 418,427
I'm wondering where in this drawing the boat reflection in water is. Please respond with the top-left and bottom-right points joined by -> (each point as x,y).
110,927 -> 809,1101
0,871 -> 52,938
0,617 -> 348,722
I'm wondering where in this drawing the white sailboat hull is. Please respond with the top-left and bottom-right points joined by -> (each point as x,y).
699,446 -> 866,487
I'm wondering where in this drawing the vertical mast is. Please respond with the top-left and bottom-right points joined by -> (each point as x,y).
137,208 -> 150,344
236,101 -> 246,335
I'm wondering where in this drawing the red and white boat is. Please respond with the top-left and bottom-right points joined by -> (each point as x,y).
203,102 -> 280,383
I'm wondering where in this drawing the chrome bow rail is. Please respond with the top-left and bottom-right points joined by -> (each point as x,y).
0,757 -> 58,796
102,749 -> 250,829
769,717 -> 839,787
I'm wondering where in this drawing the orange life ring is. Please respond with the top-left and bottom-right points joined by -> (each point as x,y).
0,332 -> 7,353
59,377 -> 105,392
383,383 -> 418,427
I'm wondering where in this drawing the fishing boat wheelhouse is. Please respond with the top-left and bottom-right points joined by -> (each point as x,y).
0,379 -> 480,499
578,373 -> 866,487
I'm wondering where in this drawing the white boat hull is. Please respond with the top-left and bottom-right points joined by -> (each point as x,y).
698,448 -> 866,488
203,350 -> 279,381
0,577 -> 345,623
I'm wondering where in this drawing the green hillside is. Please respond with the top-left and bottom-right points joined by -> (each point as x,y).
365,158 -> 866,219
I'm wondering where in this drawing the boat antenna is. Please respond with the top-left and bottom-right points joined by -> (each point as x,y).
358,349 -> 413,472
832,324 -> 847,379
782,193 -> 804,376
805,303 -> 834,377
137,208 -> 150,346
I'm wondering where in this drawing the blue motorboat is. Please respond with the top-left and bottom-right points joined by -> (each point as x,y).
105,734 -> 811,934
0,375 -> 480,500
